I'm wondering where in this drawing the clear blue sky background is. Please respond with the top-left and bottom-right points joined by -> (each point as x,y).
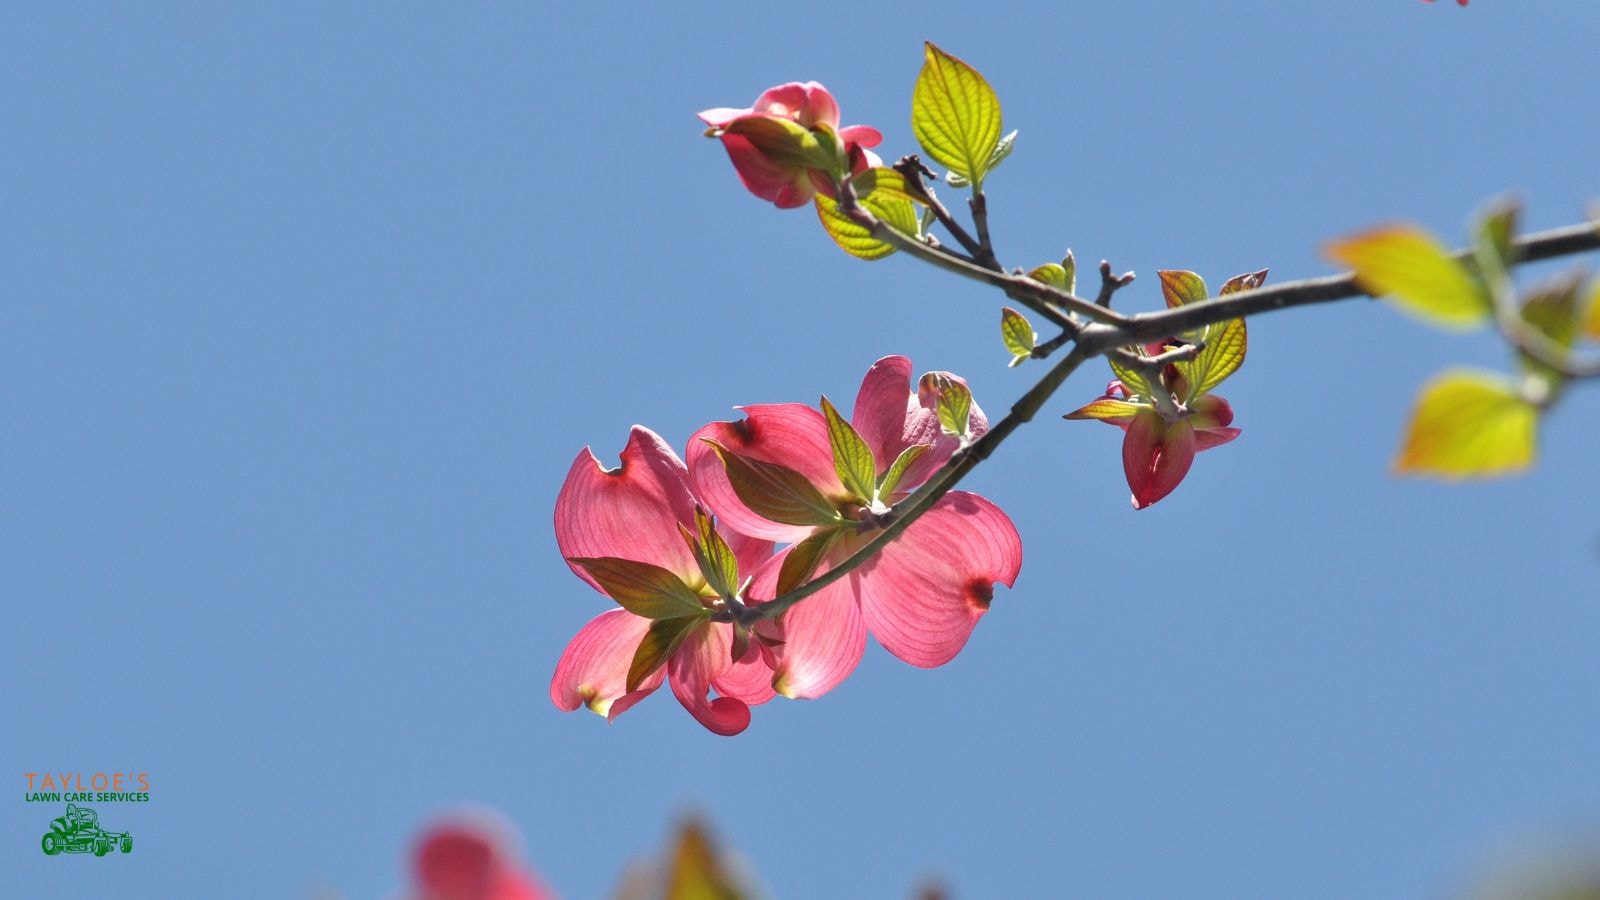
5,3 -> 1598,898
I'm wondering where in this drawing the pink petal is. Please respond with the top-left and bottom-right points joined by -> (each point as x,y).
908,371 -> 989,487
668,624 -> 752,736
856,491 -> 1021,668
711,625 -> 778,706
718,132 -> 814,209
750,546 -> 866,699
796,82 -> 840,129
549,609 -> 664,720
720,528 -> 777,589
697,106 -> 750,129
1122,414 -> 1196,510
838,124 -> 883,149
1194,426 -> 1241,452
555,426 -> 699,592
413,816 -> 553,900
1189,393 -> 1235,428
750,83 -> 812,121
850,357 -> 991,492
851,355 -> 920,474
687,404 -> 840,543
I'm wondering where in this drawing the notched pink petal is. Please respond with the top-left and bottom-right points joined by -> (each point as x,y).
857,491 -> 1021,668
687,404 -> 838,543
1123,414 -> 1196,510
550,609 -> 664,721
555,426 -> 699,591
668,625 -> 751,736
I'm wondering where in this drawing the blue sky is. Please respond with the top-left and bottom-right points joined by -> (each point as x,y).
4,3 -> 1599,898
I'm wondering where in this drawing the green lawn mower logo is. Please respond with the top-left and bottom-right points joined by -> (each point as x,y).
40,804 -> 132,857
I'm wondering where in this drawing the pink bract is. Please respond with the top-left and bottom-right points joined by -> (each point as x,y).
698,81 -> 883,209
687,356 -> 1021,699
550,426 -> 775,736
1068,381 -> 1240,510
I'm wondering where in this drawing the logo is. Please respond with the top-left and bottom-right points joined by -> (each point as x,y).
39,804 -> 133,857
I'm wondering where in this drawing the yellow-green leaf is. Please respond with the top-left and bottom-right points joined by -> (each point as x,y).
663,821 -> 745,900
911,42 -> 1003,188
1583,275 -> 1600,340
1326,225 -> 1491,331
1516,272 -> 1584,386
1000,307 -> 1036,366
1108,353 -> 1155,400
820,395 -> 877,503
1028,263 -> 1069,290
814,171 -> 920,260
1394,369 -> 1538,479
627,616 -> 702,692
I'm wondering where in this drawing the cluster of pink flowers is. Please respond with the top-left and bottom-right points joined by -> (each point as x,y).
551,357 -> 1022,735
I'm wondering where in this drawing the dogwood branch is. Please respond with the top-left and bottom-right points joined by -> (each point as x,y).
1081,222 -> 1600,353
752,212 -> 1597,626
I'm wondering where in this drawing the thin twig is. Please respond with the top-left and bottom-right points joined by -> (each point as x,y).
970,192 -> 998,269
838,179 -> 1126,327
1096,261 -> 1135,307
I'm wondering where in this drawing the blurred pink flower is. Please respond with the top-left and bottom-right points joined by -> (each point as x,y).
411,815 -> 552,900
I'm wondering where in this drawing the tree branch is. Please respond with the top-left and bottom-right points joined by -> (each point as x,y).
1078,222 -> 1600,352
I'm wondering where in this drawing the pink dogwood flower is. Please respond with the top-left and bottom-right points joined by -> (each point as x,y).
1065,269 -> 1263,509
551,427 -> 778,736
699,82 -> 883,209
686,356 -> 1022,699
410,813 -> 553,900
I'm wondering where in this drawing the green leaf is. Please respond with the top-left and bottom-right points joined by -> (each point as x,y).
568,556 -> 706,620
1326,225 -> 1491,330
1063,397 -> 1146,421
820,395 -> 877,503
1157,270 -> 1209,309
1394,369 -> 1538,479
876,444 -> 928,498
702,440 -> 843,527
911,42 -> 1003,189
1585,276 -> 1600,340
944,129 -> 1017,187
1027,263 -> 1069,290
627,616 -> 702,692
927,374 -> 974,439
814,168 -> 921,260
664,821 -> 745,900
1060,250 -> 1076,295
1515,272 -> 1584,387
775,529 -> 841,596
1473,199 -> 1520,298
679,508 -> 739,601
1000,307 -> 1036,367
1219,269 -> 1269,297
1107,353 -> 1155,400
